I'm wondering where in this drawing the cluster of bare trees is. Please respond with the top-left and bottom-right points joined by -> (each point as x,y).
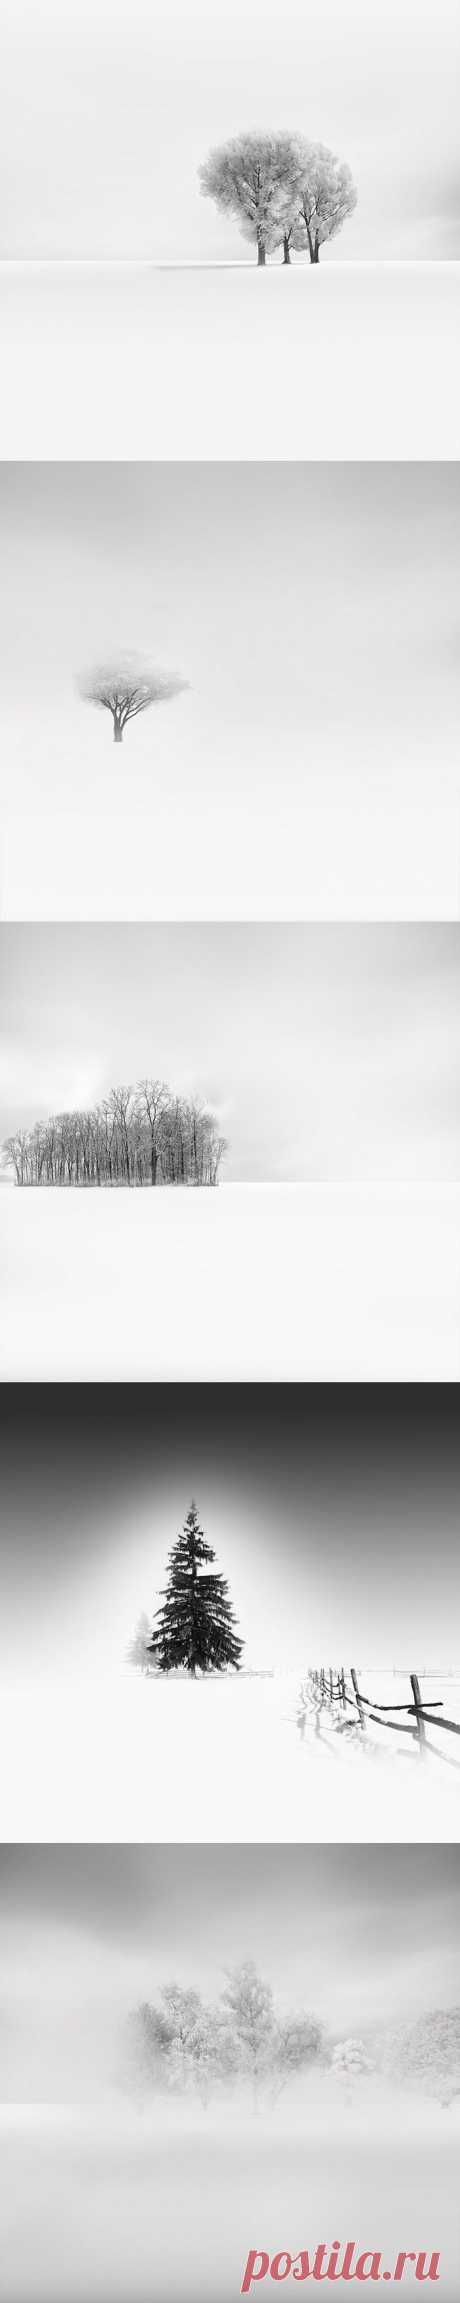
3,1079 -> 226,1188
200,132 -> 357,265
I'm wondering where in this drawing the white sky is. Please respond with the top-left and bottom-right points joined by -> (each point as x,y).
1,0 -> 460,257
1,924 -> 459,1181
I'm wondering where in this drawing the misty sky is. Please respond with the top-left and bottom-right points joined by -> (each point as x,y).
0,464 -> 459,842
1,1846 -> 459,2103
1,922 -> 459,1180
1,0 -> 460,257
1,1387 -> 460,1677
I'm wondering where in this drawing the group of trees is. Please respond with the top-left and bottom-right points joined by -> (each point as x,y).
129,1502 -> 243,1676
199,132 -> 357,265
3,1083 -> 226,1189
78,654 -> 187,745
126,1970 -> 460,2114
127,1961 -> 324,2110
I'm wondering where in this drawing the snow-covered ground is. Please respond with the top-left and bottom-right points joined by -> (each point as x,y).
1,1184 -> 459,1381
0,262 -> 459,460
2,1666 -> 459,1844
0,2097 -> 458,2301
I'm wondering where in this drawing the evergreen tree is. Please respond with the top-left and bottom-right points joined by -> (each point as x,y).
148,1500 -> 243,1675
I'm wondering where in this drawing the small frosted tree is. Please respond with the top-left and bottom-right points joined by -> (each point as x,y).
127,1612 -> 155,1674
331,2036 -> 374,2101
199,132 -> 299,266
148,1501 -> 244,1675
78,653 -> 187,742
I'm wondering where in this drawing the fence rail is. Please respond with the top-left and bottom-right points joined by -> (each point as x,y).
297,1667 -> 460,1767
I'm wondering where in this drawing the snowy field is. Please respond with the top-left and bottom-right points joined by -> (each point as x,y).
0,2098 -> 458,2302
3,785 -> 460,924
1,1184 -> 459,1383
0,262 -> 459,460
2,1666 -> 460,1844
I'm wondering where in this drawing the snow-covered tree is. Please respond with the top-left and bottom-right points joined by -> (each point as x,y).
78,653 -> 187,742
147,1501 -> 243,1676
272,2012 -> 324,2097
219,1961 -> 277,2104
285,140 -> 357,263
199,132 -> 300,266
331,2036 -> 374,2099
127,1986 -> 223,2105
383,2008 -> 460,2108
127,1612 -> 156,1674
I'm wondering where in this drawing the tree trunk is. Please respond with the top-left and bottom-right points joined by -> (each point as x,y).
257,239 -> 266,267
283,236 -> 291,265
311,243 -> 320,263
113,721 -> 123,742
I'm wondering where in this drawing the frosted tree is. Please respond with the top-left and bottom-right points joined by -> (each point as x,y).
382,2009 -> 460,2108
199,132 -> 300,266
219,1962 -> 277,2106
285,140 -> 357,263
147,1501 -> 243,1675
127,1612 -> 155,1674
78,653 -> 187,743
127,1987 -> 222,2105
272,2012 -> 324,2099
331,2037 -> 374,2101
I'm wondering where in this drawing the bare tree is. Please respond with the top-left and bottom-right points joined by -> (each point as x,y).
78,653 -> 188,743
135,1079 -> 168,1186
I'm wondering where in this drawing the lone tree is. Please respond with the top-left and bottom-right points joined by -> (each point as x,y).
199,132 -> 298,266
199,131 -> 356,265
78,653 -> 187,742
148,1501 -> 243,1675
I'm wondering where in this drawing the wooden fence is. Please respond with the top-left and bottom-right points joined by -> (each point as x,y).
297,1667 -> 460,1768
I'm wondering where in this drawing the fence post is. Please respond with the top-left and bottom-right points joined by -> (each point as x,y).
410,1673 -> 426,1758
351,1667 -> 366,1730
329,1669 -> 334,1701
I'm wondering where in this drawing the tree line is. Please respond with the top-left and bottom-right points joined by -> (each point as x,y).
126,1965 -> 460,2113
2,1080 -> 226,1188
199,132 -> 357,265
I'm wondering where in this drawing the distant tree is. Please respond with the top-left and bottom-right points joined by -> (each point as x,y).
78,653 -> 187,743
272,2011 -> 324,2099
285,140 -> 357,263
219,1961 -> 277,2106
127,1612 -> 156,1674
382,2008 -> 460,2108
147,1500 -> 243,1676
331,2036 -> 374,2100
199,132 -> 299,265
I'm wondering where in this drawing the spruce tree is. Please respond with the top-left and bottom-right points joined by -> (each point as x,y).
148,1501 -> 243,1675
